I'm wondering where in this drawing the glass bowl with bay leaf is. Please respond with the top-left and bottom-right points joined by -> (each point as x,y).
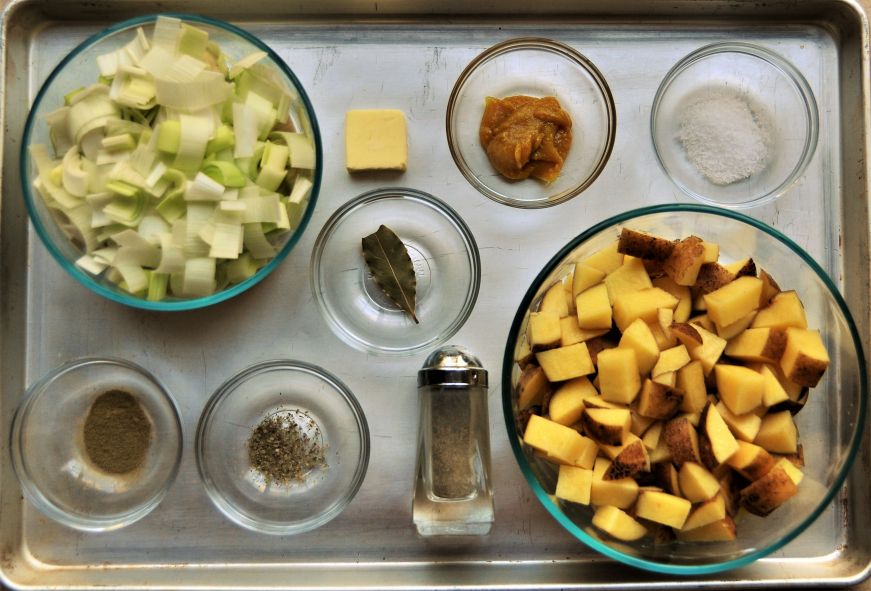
195,360 -> 369,534
310,187 -> 481,355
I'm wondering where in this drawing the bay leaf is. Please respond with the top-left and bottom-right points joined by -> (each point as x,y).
361,224 -> 419,324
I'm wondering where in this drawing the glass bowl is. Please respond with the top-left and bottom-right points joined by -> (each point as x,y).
446,38 -> 616,208
502,204 -> 865,574
195,360 -> 370,535
10,357 -> 182,531
651,42 -> 818,208
310,187 -> 480,355
20,13 -> 322,310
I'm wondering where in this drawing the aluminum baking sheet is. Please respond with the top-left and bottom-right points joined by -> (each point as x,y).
1,0 -> 869,588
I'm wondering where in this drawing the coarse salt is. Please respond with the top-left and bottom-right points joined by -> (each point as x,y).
678,93 -> 771,186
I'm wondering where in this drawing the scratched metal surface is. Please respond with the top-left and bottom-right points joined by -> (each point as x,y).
0,0 -> 869,588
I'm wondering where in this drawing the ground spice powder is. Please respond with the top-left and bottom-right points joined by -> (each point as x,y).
247,410 -> 326,485
83,389 -> 152,474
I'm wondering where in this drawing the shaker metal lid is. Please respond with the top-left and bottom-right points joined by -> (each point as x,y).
418,345 -> 488,388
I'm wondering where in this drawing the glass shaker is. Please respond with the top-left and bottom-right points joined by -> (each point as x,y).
413,345 -> 494,536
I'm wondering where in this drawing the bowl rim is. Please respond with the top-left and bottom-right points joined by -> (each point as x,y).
19,12 -> 323,311
194,359 -> 371,535
500,203 -> 867,575
446,36 -> 617,209
650,41 -> 819,209
9,356 -> 183,532
309,186 -> 481,356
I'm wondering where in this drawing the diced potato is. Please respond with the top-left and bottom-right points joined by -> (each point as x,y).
677,360 -> 707,413
635,490 -> 692,529
523,415 -> 598,468
630,412 -> 656,437
777,457 -> 803,486
604,440 -> 650,480
701,241 -> 720,263
689,314 -> 716,333
715,401 -> 762,442
671,322 -> 703,348
597,347 -> 641,404
649,430 -> 673,464
715,364 -> 764,415
592,505 -> 648,541
636,379 -> 682,419
694,262 -> 735,296
536,343 -> 595,382
703,276 -> 763,327
754,410 -> 798,454
679,462 -> 721,502
575,283 -> 612,330
598,433 -> 642,460
700,402 -> 739,465
582,395 -> 625,410
582,408 -> 631,446
527,311 -> 561,349
617,228 -> 675,260
652,275 -> 692,322
604,256 -> 653,304
739,462 -> 798,516
649,319 -> 677,350
757,364 -> 789,407
540,281 -> 569,317
779,328 -> 829,387
652,344 -> 691,377
555,465 -> 593,505
612,288 -> 679,331
572,262 -> 606,298
641,420 -> 663,451
758,269 -> 781,307
682,494 -> 726,531
725,327 -> 787,364
654,461 -> 682,496
548,376 -> 597,426
663,417 -> 701,467
581,242 -> 624,275
685,325 -> 727,375
751,291 -> 808,329
518,364 -> 549,409
677,516 -> 737,542
724,257 -> 756,278
516,339 -> 533,367
727,440 -> 775,480
559,316 -> 608,347
652,370 -> 677,388
714,311 -> 756,340
618,318 -> 660,375
591,457 -> 639,508
663,235 -> 706,286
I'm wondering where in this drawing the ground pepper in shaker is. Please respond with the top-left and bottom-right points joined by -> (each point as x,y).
413,345 -> 494,536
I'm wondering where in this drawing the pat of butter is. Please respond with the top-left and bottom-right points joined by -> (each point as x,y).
345,109 -> 407,172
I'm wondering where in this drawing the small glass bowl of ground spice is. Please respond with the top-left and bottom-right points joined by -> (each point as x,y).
651,42 -> 819,209
447,37 -> 616,208
10,357 -> 182,531
195,360 -> 370,534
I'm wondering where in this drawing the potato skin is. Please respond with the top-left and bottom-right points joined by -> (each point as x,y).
739,466 -> 798,516
617,228 -> 676,261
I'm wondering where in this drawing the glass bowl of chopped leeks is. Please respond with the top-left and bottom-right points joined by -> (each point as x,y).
10,357 -> 183,531
20,14 -> 321,310
501,205 -> 865,574
651,42 -> 818,209
195,360 -> 370,535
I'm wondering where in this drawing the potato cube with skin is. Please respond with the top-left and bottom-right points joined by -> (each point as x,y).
724,257 -> 757,278
540,281 -> 569,317
572,262 -> 606,299
754,410 -> 798,454
604,440 -> 650,480
777,457 -> 804,486
581,242 -> 624,275
555,465 -> 593,505
613,287 -> 679,331
652,344 -> 691,377
716,364 -> 764,415
559,316 -> 608,347
679,462 -> 721,503
630,413 -> 656,437
758,364 -> 789,407
641,420 -> 663,451
682,494 -> 726,532
592,505 -> 648,541
779,328 -> 830,387
527,311 -> 561,349
758,269 -> 781,307
654,462 -> 682,496
536,343 -> 595,382
523,415 -> 598,468
725,327 -> 787,364
582,408 -> 631,446
518,365 -> 549,409
677,360 -> 707,413
715,401 -> 762,442
663,235 -> 706,286
649,320 -> 677,350
694,262 -> 735,296
591,457 -> 639,508
703,276 -> 764,327
635,490 -> 692,529
604,256 -> 653,304
649,431 -> 673,464
617,228 -> 675,260
598,433 -> 642,461
739,462 -> 798,516
677,516 -> 737,542
653,275 -> 692,322
685,325 -> 727,375
714,311 -> 757,340
636,379 -> 682,419
700,402 -> 739,465
575,283 -> 612,330
701,241 -> 720,263
663,417 -> 701,467
618,318 -> 660,375
597,348 -> 641,404
548,376 -> 597,426
751,291 -> 808,329
727,440 -> 775,481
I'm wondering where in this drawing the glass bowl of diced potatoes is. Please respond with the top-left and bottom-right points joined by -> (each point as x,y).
502,204 -> 866,574
21,14 -> 321,310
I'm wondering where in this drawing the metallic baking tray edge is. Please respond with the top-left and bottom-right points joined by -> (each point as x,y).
0,0 -> 869,588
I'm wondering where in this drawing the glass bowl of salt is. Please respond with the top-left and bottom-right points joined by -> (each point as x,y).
650,42 -> 818,209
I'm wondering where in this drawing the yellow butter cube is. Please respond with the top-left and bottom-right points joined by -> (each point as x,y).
345,109 -> 407,171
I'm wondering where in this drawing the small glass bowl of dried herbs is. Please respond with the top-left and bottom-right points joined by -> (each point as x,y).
195,360 -> 370,535
10,357 -> 182,531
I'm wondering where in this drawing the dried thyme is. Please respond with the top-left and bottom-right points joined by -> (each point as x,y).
247,409 -> 326,485
83,389 -> 152,475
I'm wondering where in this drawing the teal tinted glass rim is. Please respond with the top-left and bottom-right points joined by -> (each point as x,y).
500,203 -> 867,575
650,42 -> 819,209
19,13 -> 323,311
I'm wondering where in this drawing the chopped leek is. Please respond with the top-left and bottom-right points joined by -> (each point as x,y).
28,15 -> 316,300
